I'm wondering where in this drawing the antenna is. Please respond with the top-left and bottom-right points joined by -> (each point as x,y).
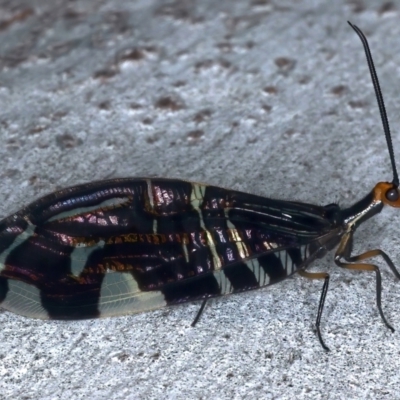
348,21 -> 399,187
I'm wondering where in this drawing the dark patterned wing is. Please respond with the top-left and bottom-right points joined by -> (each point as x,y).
0,178 -> 341,319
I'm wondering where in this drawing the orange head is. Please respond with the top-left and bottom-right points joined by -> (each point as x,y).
373,182 -> 400,208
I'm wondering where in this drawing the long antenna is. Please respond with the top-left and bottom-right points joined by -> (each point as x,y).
348,21 -> 399,187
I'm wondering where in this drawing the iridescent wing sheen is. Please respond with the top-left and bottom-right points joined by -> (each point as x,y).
0,178 -> 340,319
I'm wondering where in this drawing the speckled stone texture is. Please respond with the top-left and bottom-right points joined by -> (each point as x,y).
1,1 -> 400,399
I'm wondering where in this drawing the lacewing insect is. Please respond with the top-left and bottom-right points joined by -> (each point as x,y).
0,22 -> 399,351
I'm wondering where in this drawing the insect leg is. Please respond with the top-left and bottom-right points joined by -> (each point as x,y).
345,250 -> 400,279
339,230 -> 400,278
335,232 -> 395,332
191,299 -> 208,327
298,269 -> 330,351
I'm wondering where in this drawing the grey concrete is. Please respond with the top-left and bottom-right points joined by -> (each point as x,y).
1,0 -> 400,398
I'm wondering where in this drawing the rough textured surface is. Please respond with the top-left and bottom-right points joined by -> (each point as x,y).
1,0 -> 400,398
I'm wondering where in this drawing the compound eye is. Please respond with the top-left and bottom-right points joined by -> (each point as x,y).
385,188 -> 399,202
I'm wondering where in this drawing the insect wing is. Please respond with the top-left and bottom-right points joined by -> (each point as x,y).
0,178 -> 338,319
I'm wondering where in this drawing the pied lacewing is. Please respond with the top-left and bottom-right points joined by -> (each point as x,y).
0,22 -> 399,351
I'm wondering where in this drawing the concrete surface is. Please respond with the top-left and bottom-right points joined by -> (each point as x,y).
1,0 -> 400,399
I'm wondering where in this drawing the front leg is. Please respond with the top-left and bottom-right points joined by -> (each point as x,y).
334,231 -> 399,332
